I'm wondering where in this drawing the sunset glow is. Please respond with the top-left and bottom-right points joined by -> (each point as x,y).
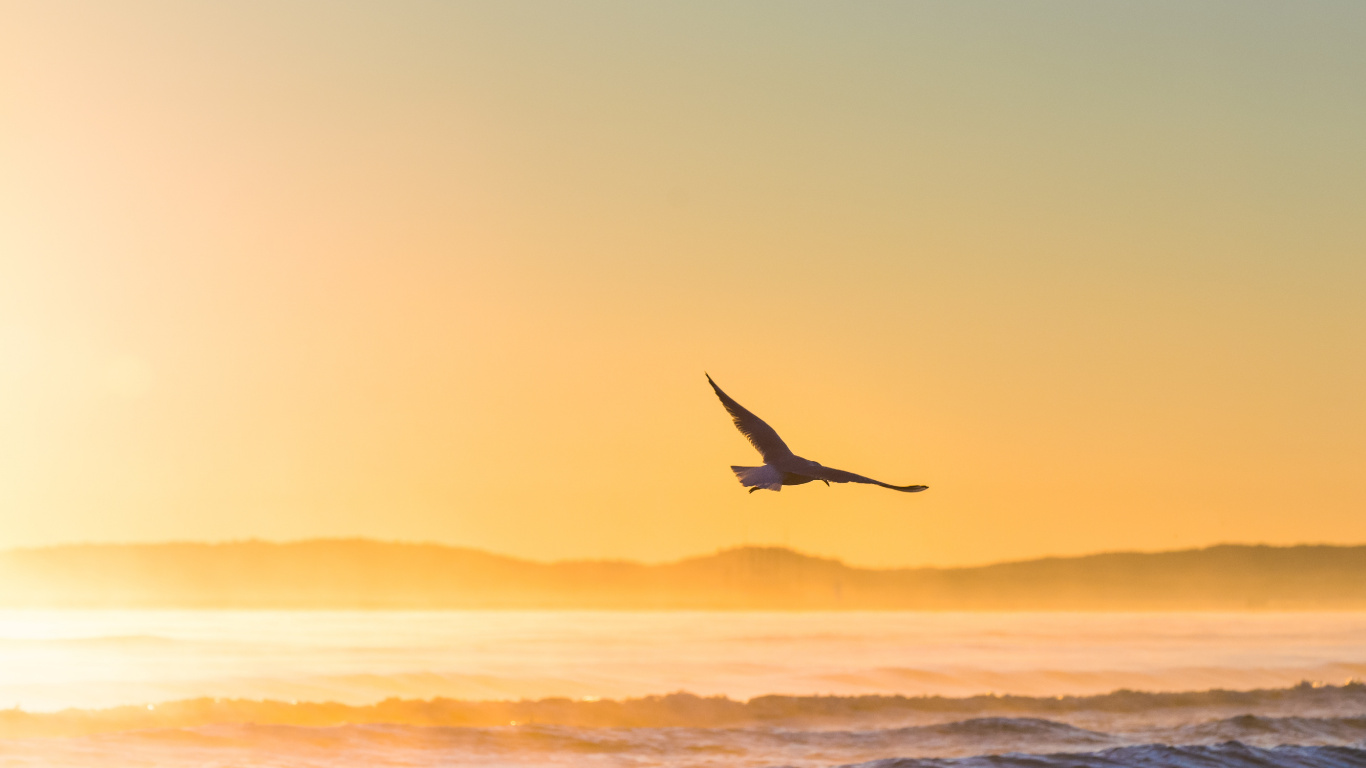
3,2 -> 1364,569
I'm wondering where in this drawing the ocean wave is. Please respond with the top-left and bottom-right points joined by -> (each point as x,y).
1163,716 -> 1366,746
5,721 -> 1366,768
849,743 -> 1366,768
103,715 -> 1366,752
101,717 -> 1366,753
72,727 -> 1366,767
95,720 -> 1123,757
921,717 -> 1112,742
3,682 -> 1365,738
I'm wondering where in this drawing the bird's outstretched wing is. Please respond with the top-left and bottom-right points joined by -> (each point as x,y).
796,464 -> 928,493
706,374 -> 793,462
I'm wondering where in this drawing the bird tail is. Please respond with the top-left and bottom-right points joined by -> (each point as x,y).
731,465 -> 782,493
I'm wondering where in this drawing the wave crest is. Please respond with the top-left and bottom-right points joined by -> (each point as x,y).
853,743 -> 1366,768
3,681 -> 1366,738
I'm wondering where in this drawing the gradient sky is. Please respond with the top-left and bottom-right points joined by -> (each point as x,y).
2,1 -> 1364,567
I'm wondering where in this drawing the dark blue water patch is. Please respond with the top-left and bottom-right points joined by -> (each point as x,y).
921,718 -> 1112,743
1166,716 -> 1366,745
847,743 -> 1366,768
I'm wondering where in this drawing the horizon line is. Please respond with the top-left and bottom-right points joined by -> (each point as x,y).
4,537 -> 1363,572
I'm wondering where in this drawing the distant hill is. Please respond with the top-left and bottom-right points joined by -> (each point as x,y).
1,540 -> 1364,609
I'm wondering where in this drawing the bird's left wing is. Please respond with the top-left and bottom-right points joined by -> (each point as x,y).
706,374 -> 794,462
797,464 -> 928,493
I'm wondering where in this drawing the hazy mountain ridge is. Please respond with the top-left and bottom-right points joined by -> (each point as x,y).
1,540 -> 1364,609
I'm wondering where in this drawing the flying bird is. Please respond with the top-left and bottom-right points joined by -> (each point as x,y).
707,374 -> 928,494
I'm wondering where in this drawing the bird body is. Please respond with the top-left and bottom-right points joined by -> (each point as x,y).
707,374 -> 928,494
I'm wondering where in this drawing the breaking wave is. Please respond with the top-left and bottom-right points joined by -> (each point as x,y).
3,683 -> 1366,767
851,744 -> 1366,768
5,722 -> 1362,768
3,681 -> 1366,736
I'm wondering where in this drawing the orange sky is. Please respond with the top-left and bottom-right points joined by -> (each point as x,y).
2,1 -> 1364,567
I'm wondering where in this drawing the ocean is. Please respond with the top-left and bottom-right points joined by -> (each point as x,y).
0,611 -> 1363,767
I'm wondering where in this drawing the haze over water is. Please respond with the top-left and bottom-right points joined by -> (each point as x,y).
1,610 -> 1365,766
4,610 -> 1366,712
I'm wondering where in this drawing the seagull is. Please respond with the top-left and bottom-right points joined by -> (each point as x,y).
707,374 -> 928,494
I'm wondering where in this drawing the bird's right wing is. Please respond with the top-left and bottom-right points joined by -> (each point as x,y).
706,374 -> 793,462
799,464 -> 928,493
